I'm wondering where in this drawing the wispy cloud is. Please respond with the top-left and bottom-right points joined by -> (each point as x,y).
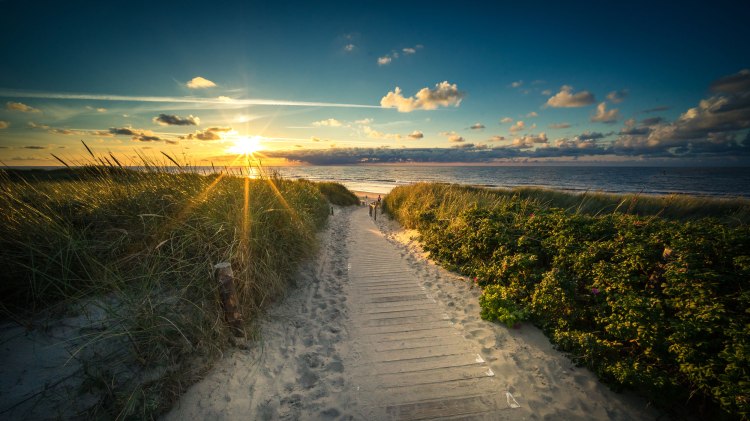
381,81 -> 464,112
377,45 -> 423,65
549,122 -> 571,129
470,123 -> 485,130
312,118 -> 343,127
606,89 -> 628,104
0,90 -> 381,109
500,117 -> 513,124
0,121 -> 8,129
6,101 -> 40,113
377,56 -> 392,66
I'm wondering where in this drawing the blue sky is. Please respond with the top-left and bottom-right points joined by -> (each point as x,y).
1,0 -> 749,166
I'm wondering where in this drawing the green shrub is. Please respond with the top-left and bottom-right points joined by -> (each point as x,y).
385,183 -> 750,419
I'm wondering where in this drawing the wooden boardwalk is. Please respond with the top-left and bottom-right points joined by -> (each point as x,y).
347,207 -> 514,420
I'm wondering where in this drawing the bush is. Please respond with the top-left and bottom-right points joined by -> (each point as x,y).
385,183 -> 750,419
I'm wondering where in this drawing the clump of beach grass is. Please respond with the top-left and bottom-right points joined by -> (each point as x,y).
315,181 -> 360,206
0,147 -> 356,418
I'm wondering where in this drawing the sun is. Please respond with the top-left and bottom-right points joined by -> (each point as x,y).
227,135 -> 263,155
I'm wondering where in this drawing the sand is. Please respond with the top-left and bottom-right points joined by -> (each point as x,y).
165,204 -> 662,420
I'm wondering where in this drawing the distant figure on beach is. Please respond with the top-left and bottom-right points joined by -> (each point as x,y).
377,195 -> 381,205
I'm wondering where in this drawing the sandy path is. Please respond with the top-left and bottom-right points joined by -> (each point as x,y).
166,206 -> 661,420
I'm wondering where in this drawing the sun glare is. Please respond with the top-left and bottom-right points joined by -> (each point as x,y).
227,135 -> 263,155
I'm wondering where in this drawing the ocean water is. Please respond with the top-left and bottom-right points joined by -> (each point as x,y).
260,166 -> 750,197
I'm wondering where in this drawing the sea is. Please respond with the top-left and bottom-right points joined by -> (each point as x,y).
12,165 -> 750,198
252,166 -> 750,198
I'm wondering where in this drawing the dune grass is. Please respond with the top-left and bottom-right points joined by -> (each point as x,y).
315,181 -> 360,206
384,182 -> 750,226
0,155 -> 356,418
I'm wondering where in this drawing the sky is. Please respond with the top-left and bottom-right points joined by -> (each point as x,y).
1,0 -> 749,166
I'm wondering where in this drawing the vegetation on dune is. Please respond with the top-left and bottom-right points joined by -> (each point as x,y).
0,155 -> 357,418
384,183 -> 750,420
315,181 -> 360,206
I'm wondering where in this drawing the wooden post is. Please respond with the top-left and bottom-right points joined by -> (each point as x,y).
369,204 -> 372,217
213,262 -> 243,336
330,206 -> 334,215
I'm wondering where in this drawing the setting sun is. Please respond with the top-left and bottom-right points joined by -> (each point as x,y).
227,135 -> 263,155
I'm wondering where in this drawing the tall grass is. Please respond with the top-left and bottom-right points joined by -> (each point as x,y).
0,153 -> 354,418
384,182 -> 750,227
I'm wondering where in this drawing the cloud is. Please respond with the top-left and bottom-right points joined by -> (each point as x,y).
509,133 -> 548,149
549,122 -> 571,129
511,81 -> 523,88
153,113 -> 200,126
180,126 -> 232,141
23,145 -> 47,149
110,127 -> 166,142
709,69 -> 750,94
355,118 -> 373,125
643,106 -> 670,113
575,131 -> 609,141
441,131 -> 465,143
546,85 -> 596,108
377,56 -> 392,66
509,120 -> 525,133
0,120 -> 8,129
641,117 -> 664,126
526,111 -> 538,118
380,81 -> 464,112
541,89 -> 552,96
362,125 -> 402,140
312,118 -> 343,127
488,135 -> 505,141
500,117 -> 513,124
0,89 -> 380,109
27,121 -> 50,130
591,102 -> 620,123
402,47 -> 416,54
6,101 -> 40,113
186,76 -> 216,89
606,89 -> 628,104
470,123 -> 485,130
408,130 -> 424,139
344,43 -> 356,52
612,69 -> 750,156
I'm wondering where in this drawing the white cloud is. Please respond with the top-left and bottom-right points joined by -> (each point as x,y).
488,135 -> 505,141
186,76 -> 217,89
363,125 -> 402,140
6,101 -> 40,113
344,44 -> 356,52
381,81 -> 464,112
526,111 -> 538,118
377,56 -> 392,66
549,122 -> 571,129
402,47 -> 416,54
500,117 -> 513,124
354,118 -> 373,125
591,102 -> 620,123
546,85 -> 596,108
0,120 -> 8,129
511,80 -> 523,88
312,118 -> 343,127
606,89 -> 628,104
440,131 -> 465,143
509,120 -> 525,133
408,130 -> 424,139
470,122 -> 485,130
541,89 -> 552,96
